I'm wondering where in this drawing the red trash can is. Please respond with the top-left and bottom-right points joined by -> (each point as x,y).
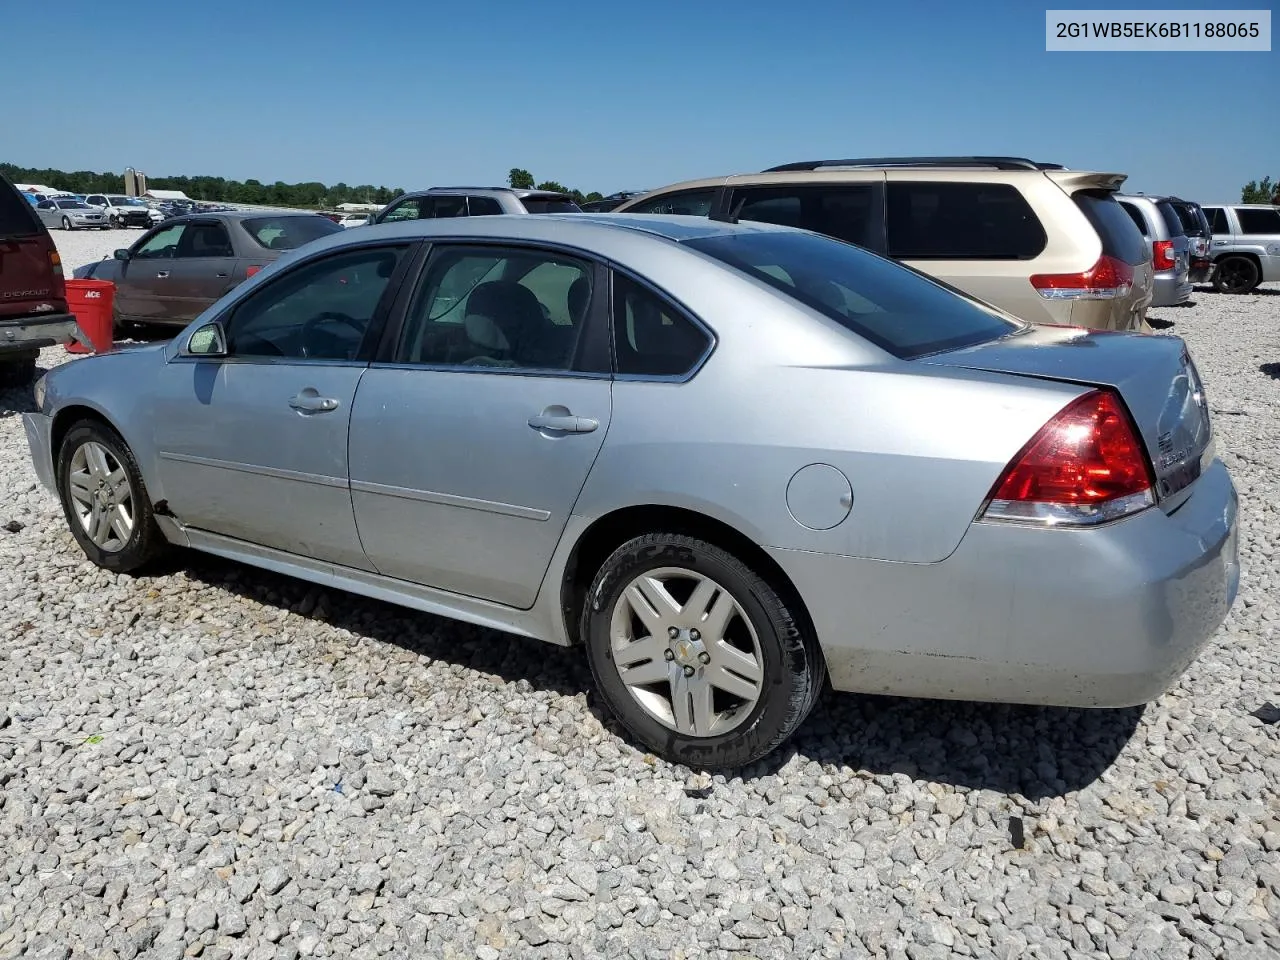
65,279 -> 116,354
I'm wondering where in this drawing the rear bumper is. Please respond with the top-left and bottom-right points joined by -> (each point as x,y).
23,412 -> 56,494
772,458 -> 1239,707
0,313 -> 82,353
1152,273 -> 1193,307
1189,259 -> 1214,284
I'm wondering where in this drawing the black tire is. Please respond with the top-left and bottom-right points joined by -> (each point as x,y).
61,216 -> 74,231
1212,256 -> 1260,295
0,352 -> 37,388
582,532 -> 825,769
56,420 -> 167,574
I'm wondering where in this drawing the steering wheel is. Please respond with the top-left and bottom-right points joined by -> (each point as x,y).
301,311 -> 363,358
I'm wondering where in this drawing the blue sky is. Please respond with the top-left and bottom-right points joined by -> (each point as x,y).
5,0 -> 1276,201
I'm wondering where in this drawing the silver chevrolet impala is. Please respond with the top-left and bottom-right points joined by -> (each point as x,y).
24,214 -> 1240,768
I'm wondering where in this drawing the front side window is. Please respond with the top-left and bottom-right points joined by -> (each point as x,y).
178,222 -> 234,258
729,185 -> 877,247
133,224 -> 186,258
1236,208 -> 1280,235
686,230 -> 1018,359
623,190 -> 717,217
467,196 -> 503,216
430,196 -> 468,218
612,274 -> 711,377
224,246 -> 405,360
380,197 -> 426,222
886,182 -> 1046,259
398,246 -> 590,371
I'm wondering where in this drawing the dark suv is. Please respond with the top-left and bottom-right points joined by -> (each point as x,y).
1165,197 -> 1215,284
0,174 -> 78,386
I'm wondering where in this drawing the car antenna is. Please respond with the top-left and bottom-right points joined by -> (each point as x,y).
708,196 -> 745,225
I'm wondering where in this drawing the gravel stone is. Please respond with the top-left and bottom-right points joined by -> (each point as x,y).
0,236 -> 1276,957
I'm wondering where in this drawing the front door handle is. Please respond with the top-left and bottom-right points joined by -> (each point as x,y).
289,393 -> 340,413
1213,240 -> 1228,246
156,271 -> 170,278
528,413 -> 598,433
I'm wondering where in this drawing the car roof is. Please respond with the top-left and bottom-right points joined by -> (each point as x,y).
163,210 -> 330,224
397,187 -> 575,200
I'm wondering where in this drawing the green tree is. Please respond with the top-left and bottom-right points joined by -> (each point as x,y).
508,168 -> 535,189
585,191 -> 603,202
1241,175 -> 1278,203
535,180 -> 568,193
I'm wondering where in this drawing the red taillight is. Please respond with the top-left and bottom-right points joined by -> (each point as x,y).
981,390 -> 1154,526
49,248 -> 66,298
1152,240 -> 1176,271
246,265 -> 264,277
1029,255 -> 1133,301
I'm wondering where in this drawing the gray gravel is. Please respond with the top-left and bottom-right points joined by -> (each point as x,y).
1,231 -> 1277,959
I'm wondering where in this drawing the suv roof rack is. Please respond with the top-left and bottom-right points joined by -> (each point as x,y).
762,156 -> 1064,173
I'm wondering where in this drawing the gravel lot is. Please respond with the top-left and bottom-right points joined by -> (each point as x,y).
2,229 -> 1278,960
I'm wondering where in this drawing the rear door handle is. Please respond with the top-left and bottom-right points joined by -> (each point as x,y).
528,414 -> 598,433
156,271 -> 169,278
289,393 -> 340,413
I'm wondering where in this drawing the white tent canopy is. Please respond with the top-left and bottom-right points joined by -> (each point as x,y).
145,189 -> 191,201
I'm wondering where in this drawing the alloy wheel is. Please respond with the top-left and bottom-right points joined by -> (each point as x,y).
66,441 -> 135,552
609,567 -> 764,737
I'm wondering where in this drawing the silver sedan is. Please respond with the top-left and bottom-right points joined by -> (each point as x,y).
23,214 -> 1240,767
34,198 -> 110,231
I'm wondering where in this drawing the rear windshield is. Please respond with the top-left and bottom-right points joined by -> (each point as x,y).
686,231 -> 1018,359
0,180 -> 41,237
242,215 -> 343,250
521,199 -> 581,214
1073,191 -> 1149,264
1155,201 -> 1186,237
1169,202 -> 1207,236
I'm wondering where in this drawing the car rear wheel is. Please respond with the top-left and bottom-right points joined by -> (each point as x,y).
61,216 -> 74,231
582,532 -> 824,768
56,421 -> 167,573
1212,256 -> 1260,295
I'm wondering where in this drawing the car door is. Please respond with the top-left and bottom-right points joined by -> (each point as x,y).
1235,206 -> 1280,280
157,219 -> 240,322
35,201 -> 58,228
348,243 -> 612,608
115,222 -> 187,320
1204,206 -> 1233,254
151,242 -> 414,567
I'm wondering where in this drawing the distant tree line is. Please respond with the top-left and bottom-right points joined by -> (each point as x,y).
508,168 -> 604,203
0,162 -> 405,208
1241,175 -> 1279,204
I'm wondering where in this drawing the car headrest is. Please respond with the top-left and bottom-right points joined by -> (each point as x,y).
464,313 -> 510,352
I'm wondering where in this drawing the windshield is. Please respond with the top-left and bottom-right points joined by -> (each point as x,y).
1156,201 -> 1186,237
111,196 -> 144,206
1073,191 -> 1149,264
521,199 -> 581,214
686,231 -> 1018,359
0,181 -> 40,236
57,200 -> 90,209
243,215 -> 343,250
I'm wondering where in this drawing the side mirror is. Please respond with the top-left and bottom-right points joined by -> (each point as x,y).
113,249 -> 131,261
185,322 -> 227,358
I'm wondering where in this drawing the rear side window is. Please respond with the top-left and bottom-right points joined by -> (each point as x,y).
1073,191 -> 1149,265
728,185 -> 877,247
1236,208 -> 1280,235
886,182 -> 1046,260
687,231 -> 1017,359
431,196 -> 468,218
612,274 -> 711,377
0,180 -> 40,236
243,216 -> 342,250
1205,207 -> 1229,234
467,196 -> 503,216
1155,202 -> 1186,237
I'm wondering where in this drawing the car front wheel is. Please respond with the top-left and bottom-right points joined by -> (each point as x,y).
583,532 -> 825,768
61,216 -> 74,231
56,421 -> 167,573
1212,256 -> 1260,295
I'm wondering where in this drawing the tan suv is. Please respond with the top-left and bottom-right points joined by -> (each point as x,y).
614,156 -> 1155,331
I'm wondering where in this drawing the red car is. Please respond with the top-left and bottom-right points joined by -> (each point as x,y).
0,173 -> 79,386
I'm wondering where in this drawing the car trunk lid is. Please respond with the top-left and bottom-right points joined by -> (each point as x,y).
920,325 -> 1212,506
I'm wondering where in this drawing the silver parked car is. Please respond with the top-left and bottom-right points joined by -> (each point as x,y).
1117,195 -> 1192,307
1201,203 -> 1280,294
34,198 -> 110,231
23,214 -> 1239,767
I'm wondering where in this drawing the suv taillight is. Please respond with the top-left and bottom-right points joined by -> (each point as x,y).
1152,240 -> 1176,271
979,389 -> 1154,527
1029,255 -> 1133,301
49,248 -> 66,299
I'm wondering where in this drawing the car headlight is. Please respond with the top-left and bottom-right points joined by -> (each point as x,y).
33,374 -> 46,412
